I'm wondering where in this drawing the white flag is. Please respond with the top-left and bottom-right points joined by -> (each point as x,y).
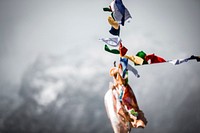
99,37 -> 121,47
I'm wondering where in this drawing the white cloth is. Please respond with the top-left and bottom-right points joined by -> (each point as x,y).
127,64 -> 140,78
99,37 -> 121,47
168,58 -> 190,65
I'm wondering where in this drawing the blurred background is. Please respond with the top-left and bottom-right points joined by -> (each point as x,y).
0,0 -> 200,133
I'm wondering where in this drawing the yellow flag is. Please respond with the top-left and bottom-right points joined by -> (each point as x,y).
124,55 -> 144,65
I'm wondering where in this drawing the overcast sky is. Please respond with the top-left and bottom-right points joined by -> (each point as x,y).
0,0 -> 200,133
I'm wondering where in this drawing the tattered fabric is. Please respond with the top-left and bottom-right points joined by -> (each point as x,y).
145,54 -> 166,64
124,55 -> 144,65
99,37 -> 121,47
104,45 -> 120,54
111,0 -> 132,26
109,26 -> 120,36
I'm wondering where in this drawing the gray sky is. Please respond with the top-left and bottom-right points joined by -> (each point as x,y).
0,0 -> 200,132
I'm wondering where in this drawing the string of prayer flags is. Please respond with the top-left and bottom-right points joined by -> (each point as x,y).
100,1 -> 199,133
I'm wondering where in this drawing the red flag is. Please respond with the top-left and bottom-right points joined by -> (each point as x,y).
119,42 -> 128,56
145,54 -> 166,64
